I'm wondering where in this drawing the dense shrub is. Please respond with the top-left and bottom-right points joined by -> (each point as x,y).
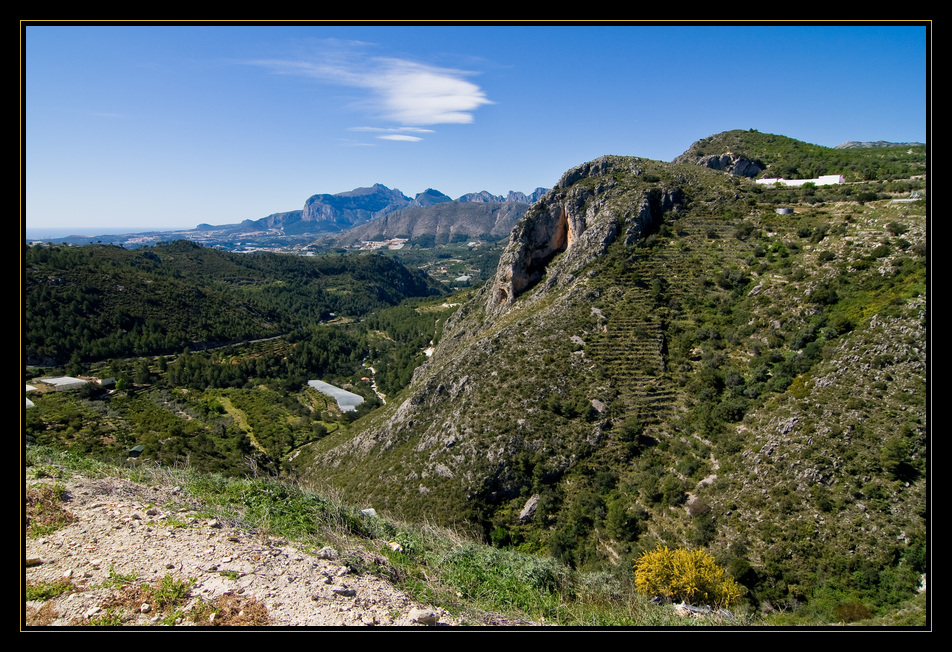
833,601 -> 873,623
634,545 -> 742,608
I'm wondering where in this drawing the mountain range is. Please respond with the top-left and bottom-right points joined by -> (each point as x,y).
34,186 -> 549,250
205,185 -> 548,239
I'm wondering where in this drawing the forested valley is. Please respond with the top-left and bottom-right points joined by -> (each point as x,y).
24,241 -> 460,477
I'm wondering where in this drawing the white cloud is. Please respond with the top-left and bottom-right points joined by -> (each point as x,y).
249,44 -> 493,128
365,58 -> 493,126
348,126 -> 435,134
378,134 -> 423,142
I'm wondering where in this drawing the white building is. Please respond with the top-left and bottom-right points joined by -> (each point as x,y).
34,376 -> 87,391
756,174 -> 844,187
307,380 -> 364,412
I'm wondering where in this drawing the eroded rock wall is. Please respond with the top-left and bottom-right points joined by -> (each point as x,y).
487,156 -> 682,316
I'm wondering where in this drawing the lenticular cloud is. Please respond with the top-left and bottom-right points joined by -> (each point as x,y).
369,59 -> 493,126
250,48 -> 493,128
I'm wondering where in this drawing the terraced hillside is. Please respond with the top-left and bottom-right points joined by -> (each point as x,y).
297,134 -> 927,621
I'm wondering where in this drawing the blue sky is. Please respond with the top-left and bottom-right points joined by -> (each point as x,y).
24,23 -> 929,231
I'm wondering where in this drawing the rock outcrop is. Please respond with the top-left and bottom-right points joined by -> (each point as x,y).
487,156 -> 683,315
458,188 -> 548,204
674,152 -> 764,178
302,154 -> 691,519
300,184 -> 412,231
409,188 -> 453,208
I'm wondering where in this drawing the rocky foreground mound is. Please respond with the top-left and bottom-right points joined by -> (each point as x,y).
25,474 -> 467,627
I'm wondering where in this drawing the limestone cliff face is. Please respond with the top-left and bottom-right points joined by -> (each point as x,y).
674,152 -> 764,178
488,199 -> 574,309
301,154 -> 688,523
487,156 -> 683,316
301,184 -> 411,230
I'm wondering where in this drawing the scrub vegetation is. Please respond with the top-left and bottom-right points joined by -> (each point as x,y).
24,131 -> 928,627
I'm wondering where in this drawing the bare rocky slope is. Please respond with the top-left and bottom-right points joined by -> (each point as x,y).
330,201 -> 531,246
25,474 -> 460,627
25,470 -> 549,628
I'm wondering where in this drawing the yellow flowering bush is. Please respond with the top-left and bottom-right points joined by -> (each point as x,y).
634,545 -> 742,608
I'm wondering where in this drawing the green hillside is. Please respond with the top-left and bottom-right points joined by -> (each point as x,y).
297,132 -> 928,623
24,240 -> 444,366
676,129 -> 926,183
23,130 -> 929,626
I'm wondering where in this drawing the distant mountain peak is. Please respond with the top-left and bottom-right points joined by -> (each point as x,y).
835,140 -> 925,149
412,189 -> 454,207
457,188 -> 549,204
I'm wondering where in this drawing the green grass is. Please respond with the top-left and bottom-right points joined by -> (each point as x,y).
24,444 -> 772,627
102,565 -> 140,589
150,574 -> 195,609
83,608 -> 127,627
25,483 -> 76,537
25,579 -> 76,601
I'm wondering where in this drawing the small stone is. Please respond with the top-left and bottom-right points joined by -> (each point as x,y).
317,547 -> 338,560
408,607 -> 439,625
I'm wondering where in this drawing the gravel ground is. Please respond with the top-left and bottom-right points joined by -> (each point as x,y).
24,475 -> 461,628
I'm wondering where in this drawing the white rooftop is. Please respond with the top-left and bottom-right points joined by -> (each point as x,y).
36,376 -> 86,387
307,380 -> 364,412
